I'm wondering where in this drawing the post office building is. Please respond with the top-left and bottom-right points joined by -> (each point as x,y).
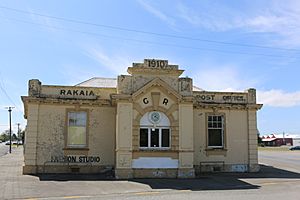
22,59 -> 262,178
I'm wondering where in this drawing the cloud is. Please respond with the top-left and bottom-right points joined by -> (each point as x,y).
83,46 -> 133,75
137,0 -> 176,27
59,66 -> 101,86
257,90 -> 300,107
175,0 -> 300,47
176,2 -> 238,31
191,62 -> 300,108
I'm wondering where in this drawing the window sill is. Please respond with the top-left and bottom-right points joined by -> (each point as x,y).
205,148 -> 227,151
63,147 -> 89,156
63,147 -> 89,150
205,148 -> 227,156
138,147 -> 171,151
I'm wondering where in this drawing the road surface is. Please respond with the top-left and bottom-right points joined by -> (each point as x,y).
259,150 -> 300,173
0,143 -> 9,157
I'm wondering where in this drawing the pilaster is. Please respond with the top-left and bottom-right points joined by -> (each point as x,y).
115,102 -> 133,179
248,110 -> 259,172
178,103 -> 195,178
23,103 -> 39,174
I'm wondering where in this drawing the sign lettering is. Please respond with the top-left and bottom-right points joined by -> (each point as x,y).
50,155 -> 101,163
60,89 -> 95,96
143,97 -> 149,104
195,94 -> 246,104
197,95 -> 215,101
162,98 -> 168,105
222,95 -> 245,102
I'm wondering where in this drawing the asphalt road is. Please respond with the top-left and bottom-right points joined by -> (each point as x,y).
259,150 -> 300,173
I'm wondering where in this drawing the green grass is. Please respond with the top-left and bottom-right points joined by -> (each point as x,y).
258,146 -> 290,151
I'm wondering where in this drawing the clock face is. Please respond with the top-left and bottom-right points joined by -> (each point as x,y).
149,112 -> 161,124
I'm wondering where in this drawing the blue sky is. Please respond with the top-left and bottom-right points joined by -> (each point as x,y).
1,0 -> 300,136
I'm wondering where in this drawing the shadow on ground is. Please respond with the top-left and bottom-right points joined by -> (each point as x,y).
35,164 -> 300,191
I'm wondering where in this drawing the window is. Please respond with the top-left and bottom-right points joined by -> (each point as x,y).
207,115 -> 224,148
140,128 -> 148,147
139,111 -> 170,149
139,128 -> 170,148
67,111 -> 87,148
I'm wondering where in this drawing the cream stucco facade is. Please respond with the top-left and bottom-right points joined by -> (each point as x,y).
22,59 -> 262,178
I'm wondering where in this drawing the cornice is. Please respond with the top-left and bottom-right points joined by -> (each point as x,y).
127,67 -> 184,76
194,102 -> 263,110
21,96 -> 112,106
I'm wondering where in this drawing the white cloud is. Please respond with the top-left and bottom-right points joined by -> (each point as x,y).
175,0 -> 300,47
137,0 -> 176,27
176,2 -> 237,31
257,90 -> 300,107
85,47 -> 132,75
59,66 -> 101,86
191,62 -> 300,108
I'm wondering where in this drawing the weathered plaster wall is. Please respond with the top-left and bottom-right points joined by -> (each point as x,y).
36,105 -> 66,165
193,109 -> 249,169
36,104 -> 116,166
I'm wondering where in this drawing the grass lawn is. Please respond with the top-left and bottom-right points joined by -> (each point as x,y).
258,146 -> 291,151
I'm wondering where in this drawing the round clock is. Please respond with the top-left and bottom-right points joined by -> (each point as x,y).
149,111 -> 161,124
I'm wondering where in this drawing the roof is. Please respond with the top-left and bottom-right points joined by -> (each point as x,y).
192,85 -> 203,91
75,77 -> 203,91
262,138 -> 277,142
75,77 -> 117,88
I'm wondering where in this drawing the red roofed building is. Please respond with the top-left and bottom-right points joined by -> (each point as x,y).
261,134 -> 293,146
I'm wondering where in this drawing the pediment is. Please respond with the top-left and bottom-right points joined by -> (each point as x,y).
132,78 -> 182,101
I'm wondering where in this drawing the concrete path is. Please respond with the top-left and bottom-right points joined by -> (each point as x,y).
1,147 -> 300,200
0,143 -> 9,157
0,147 -> 155,199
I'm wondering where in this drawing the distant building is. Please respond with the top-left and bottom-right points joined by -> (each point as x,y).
293,138 -> 300,146
22,59 -> 262,178
261,134 -> 293,146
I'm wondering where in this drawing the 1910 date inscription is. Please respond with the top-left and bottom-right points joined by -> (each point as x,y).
146,59 -> 168,68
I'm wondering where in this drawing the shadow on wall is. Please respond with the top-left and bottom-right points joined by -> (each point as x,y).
35,164 -> 300,191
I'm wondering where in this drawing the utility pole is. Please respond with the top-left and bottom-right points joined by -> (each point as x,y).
5,106 -> 14,153
16,123 -> 20,147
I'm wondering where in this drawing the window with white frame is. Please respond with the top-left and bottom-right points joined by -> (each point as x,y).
140,127 -> 170,148
207,115 -> 224,148
139,111 -> 170,149
67,111 -> 87,147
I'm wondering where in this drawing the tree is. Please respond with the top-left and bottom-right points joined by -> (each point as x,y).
0,130 -> 12,142
19,130 -> 25,144
12,133 -> 18,141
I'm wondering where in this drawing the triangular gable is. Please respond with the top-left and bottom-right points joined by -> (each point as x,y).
132,78 -> 182,101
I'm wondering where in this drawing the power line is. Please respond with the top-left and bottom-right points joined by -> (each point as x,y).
0,16 -> 298,59
0,5 -> 299,52
0,71 -> 21,111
